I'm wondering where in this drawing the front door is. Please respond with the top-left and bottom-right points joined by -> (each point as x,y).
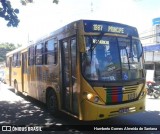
61,37 -> 78,114
9,57 -> 12,86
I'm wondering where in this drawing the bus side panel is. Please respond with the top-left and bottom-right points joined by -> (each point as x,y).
11,67 -> 22,92
27,65 -> 37,99
36,64 -> 60,103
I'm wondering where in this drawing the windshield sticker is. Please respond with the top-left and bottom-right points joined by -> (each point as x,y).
92,39 -> 109,45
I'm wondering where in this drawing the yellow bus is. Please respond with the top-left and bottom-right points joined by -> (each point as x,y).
5,20 -> 146,121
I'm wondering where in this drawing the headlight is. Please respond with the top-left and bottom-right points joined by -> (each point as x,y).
83,92 -> 100,103
86,93 -> 93,100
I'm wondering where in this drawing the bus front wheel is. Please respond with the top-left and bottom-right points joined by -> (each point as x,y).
46,90 -> 59,116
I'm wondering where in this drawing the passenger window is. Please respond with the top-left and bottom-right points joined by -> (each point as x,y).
28,46 -> 35,66
45,39 -> 58,65
35,44 -> 43,65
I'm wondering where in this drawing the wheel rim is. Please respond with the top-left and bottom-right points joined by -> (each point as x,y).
154,94 -> 159,98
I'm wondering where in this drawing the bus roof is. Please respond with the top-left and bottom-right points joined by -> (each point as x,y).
35,19 -> 139,42
6,19 -> 139,56
6,45 -> 28,56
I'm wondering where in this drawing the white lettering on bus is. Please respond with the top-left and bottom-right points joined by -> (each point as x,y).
92,39 -> 109,44
108,26 -> 124,33
93,24 -> 103,31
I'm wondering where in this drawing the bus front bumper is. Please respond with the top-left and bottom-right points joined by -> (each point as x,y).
80,96 -> 146,121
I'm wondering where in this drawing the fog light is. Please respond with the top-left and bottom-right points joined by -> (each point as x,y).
94,96 -> 99,103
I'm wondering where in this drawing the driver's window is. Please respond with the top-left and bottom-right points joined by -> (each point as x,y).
118,38 -> 130,64
132,40 -> 142,62
132,43 -> 138,62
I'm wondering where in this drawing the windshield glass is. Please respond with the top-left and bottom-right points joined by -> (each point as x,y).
81,36 -> 143,82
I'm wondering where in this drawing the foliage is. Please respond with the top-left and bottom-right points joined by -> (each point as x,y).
53,0 -> 59,4
0,42 -> 21,62
21,0 -> 35,6
0,0 -> 59,27
0,0 -> 20,27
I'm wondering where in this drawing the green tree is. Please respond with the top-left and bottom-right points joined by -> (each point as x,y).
0,0 -> 59,27
0,0 -> 20,27
0,42 -> 21,62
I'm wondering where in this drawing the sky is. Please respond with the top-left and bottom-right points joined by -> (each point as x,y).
0,0 -> 160,45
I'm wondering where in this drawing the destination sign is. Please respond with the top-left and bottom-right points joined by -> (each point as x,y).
83,20 -> 138,37
93,24 -> 124,34
108,26 -> 124,34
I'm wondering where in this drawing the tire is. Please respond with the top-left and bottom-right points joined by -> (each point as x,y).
46,90 -> 59,115
154,92 -> 160,99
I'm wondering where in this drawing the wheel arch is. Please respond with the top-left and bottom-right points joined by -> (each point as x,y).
46,87 -> 55,98
46,87 -> 59,107
45,86 -> 60,115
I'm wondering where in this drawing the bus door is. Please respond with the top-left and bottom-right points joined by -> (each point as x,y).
61,38 -> 78,114
22,52 -> 28,93
9,57 -> 12,86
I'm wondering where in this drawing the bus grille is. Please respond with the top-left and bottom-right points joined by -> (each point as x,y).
105,85 -> 139,105
123,85 -> 138,94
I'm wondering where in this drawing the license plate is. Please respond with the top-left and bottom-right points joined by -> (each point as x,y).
128,93 -> 137,100
119,107 -> 129,113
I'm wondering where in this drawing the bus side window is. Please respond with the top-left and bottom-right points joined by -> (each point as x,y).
12,53 -> 21,67
45,39 -> 57,65
28,48 -> 30,66
17,52 -> 21,67
28,46 -> 35,66
35,44 -> 43,65
12,53 -> 16,67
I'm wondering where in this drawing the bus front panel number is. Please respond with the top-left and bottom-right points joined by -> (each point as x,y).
128,93 -> 137,100
93,24 -> 103,31
119,107 -> 129,113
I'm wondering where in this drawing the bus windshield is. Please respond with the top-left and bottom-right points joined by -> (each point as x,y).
81,36 -> 143,82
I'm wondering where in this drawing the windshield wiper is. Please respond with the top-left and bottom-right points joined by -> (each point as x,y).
125,48 -> 131,70
88,32 -> 105,61
88,32 -> 105,52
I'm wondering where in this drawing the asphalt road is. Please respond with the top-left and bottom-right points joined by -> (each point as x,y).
0,82 -> 160,134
